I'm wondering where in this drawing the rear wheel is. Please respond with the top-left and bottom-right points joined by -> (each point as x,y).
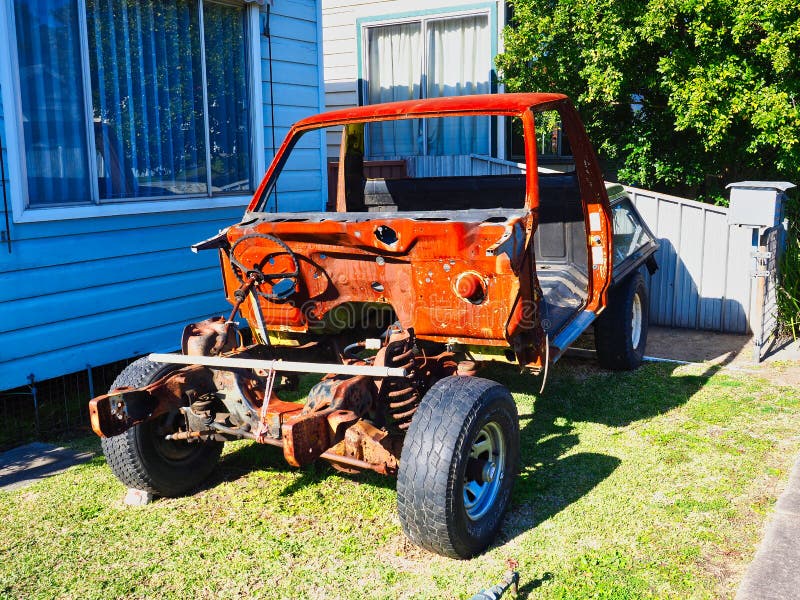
397,376 -> 519,558
594,272 -> 649,370
101,357 -> 223,497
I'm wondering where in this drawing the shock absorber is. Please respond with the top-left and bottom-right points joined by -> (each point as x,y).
381,329 -> 423,431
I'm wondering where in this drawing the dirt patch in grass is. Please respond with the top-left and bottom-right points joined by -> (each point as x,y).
576,325 -> 800,387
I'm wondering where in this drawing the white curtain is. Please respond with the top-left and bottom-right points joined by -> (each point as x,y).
366,23 -> 422,158
426,15 -> 490,155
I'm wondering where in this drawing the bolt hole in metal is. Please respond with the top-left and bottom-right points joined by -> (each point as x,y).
631,292 -> 642,348
374,225 -> 398,245
463,421 -> 506,521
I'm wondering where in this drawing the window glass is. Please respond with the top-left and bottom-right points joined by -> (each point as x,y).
13,0 -> 252,206
506,112 -> 573,161
364,13 -> 490,158
534,110 -> 572,158
365,23 -> 421,158
426,15 -> 490,156
204,1 -> 251,193
506,117 -> 525,162
612,198 -> 651,267
87,0 -> 206,199
14,0 -> 92,206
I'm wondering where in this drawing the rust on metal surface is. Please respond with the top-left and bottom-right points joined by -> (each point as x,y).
276,328 -> 455,470
224,94 -> 613,370
282,411 -> 332,467
329,419 -> 401,475
89,93 -> 617,483
260,399 -> 304,439
246,92 -> 570,211
89,365 -> 214,438
181,316 -> 236,356
221,217 -> 539,351
319,450 -> 391,474
282,372 -> 378,466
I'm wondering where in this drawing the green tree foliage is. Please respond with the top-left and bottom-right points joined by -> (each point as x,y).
778,191 -> 800,336
496,0 -> 800,199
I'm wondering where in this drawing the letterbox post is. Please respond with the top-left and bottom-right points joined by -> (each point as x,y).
726,181 -> 796,363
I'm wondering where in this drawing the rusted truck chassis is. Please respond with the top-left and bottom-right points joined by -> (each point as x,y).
89,94 -> 658,558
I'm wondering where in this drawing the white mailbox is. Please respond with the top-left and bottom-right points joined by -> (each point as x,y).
726,181 -> 795,227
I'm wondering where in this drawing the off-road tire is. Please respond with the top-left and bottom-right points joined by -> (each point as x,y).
397,376 -> 519,559
100,357 -> 223,497
594,272 -> 649,370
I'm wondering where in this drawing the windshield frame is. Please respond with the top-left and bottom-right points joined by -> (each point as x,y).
246,102 -> 570,214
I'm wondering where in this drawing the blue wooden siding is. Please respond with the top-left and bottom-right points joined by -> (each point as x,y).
0,1 -> 324,391
262,0 -> 325,212
0,85 -> 6,248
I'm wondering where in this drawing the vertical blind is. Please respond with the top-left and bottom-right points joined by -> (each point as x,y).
204,1 -> 250,193
13,0 -> 251,207
88,0 -> 206,199
13,0 -> 92,205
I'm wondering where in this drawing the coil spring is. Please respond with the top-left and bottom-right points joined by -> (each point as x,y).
383,342 -> 421,431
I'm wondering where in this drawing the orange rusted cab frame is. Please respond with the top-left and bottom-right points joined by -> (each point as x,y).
220,93 -> 613,369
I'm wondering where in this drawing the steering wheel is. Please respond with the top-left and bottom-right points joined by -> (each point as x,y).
229,233 -> 300,301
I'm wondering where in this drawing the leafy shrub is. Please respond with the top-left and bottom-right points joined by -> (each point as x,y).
778,191 -> 800,337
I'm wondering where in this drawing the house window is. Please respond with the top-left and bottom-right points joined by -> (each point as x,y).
363,13 -> 491,158
11,0 -> 252,208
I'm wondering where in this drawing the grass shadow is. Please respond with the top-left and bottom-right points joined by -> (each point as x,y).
210,438 -> 396,497
517,572 -> 554,599
489,354 -> 731,427
205,356 -> 731,528
85,353 -> 733,548
0,441 -> 95,492
481,355 -> 732,546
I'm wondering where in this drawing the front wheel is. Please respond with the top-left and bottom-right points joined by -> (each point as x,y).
397,376 -> 519,558
100,357 -> 223,497
594,272 -> 649,370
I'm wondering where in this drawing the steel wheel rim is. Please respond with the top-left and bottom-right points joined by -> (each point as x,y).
631,292 -> 642,349
150,414 -> 197,462
463,421 -> 506,521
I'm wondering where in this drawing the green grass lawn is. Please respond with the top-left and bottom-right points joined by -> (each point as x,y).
1,359 -> 799,599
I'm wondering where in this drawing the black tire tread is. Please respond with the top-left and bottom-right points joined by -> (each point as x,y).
594,272 -> 649,370
101,357 -> 222,496
397,376 -> 518,558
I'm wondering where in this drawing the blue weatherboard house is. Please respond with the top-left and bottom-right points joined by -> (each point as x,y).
0,0 -> 326,391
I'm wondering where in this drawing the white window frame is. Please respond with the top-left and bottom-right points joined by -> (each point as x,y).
361,9 -> 493,158
0,0 -> 265,223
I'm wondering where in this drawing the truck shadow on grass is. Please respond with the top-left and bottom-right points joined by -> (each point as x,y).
209,432 -> 398,496
483,356 -> 728,553
208,355 -> 728,561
